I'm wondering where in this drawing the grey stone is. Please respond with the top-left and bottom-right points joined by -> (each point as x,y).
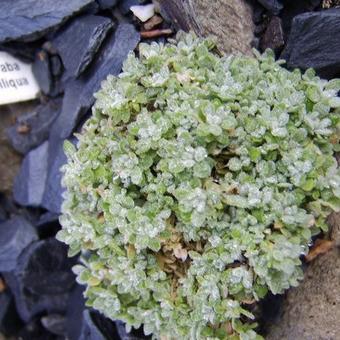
266,213 -> 340,339
0,0 -> 95,43
6,98 -> 62,154
3,238 -> 76,322
13,141 -> 49,207
50,23 -> 140,140
53,15 -> 114,79
329,212 -> 340,246
257,0 -> 283,14
0,216 -> 38,272
282,9 -> 340,78
159,0 -> 254,56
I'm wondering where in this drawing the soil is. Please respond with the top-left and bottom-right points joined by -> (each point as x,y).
0,101 -> 37,195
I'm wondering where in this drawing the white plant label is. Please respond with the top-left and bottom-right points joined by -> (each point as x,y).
0,51 -> 40,105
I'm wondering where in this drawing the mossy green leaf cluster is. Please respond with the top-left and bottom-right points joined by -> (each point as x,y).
57,32 -> 340,339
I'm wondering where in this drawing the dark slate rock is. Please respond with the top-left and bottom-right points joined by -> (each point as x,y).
252,2 -> 265,24
65,285 -> 86,340
84,1 -> 101,14
13,141 -> 49,207
92,313 -> 122,340
19,208 -> 45,228
0,290 -> 23,335
80,309 -> 129,340
280,0 -> 322,38
257,0 -> 283,14
66,286 -> 148,340
75,109 -> 93,134
41,138 -> 68,214
96,0 -> 119,10
281,9 -> 340,78
79,310 -> 107,340
35,212 -> 60,238
0,291 -> 11,330
53,15 -> 114,79
115,320 -> 149,340
17,318 -> 57,340
50,55 -> 63,77
6,98 -> 62,154
0,205 -> 6,223
40,24 -> 140,216
78,23 -> 140,102
21,239 -> 76,295
254,22 -> 266,37
258,292 -> 284,336
42,41 -> 58,55
0,193 -> 18,220
3,238 -> 76,322
0,41 -> 40,62
260,16 -> 284,53
260,292 -> 284,323
41,314 -> 66,336
50,23 -> 140,140
50,82 -> 87,142
0,216 -> 38,272
119,0 -> 143,14
3,289 -> 71,327
32,50 -> 53,95
0,0 -> 95,43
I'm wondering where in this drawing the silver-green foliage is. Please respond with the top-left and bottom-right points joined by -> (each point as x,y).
57,32 -> 340,339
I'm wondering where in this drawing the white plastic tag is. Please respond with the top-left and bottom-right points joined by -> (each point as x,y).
0,51 -> 40,105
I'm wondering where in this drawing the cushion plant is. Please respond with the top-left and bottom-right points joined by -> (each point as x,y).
57,32 -> 340,339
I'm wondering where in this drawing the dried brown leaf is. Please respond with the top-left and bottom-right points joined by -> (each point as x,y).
141,28 -> 172,39
305,239 -> 334,262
